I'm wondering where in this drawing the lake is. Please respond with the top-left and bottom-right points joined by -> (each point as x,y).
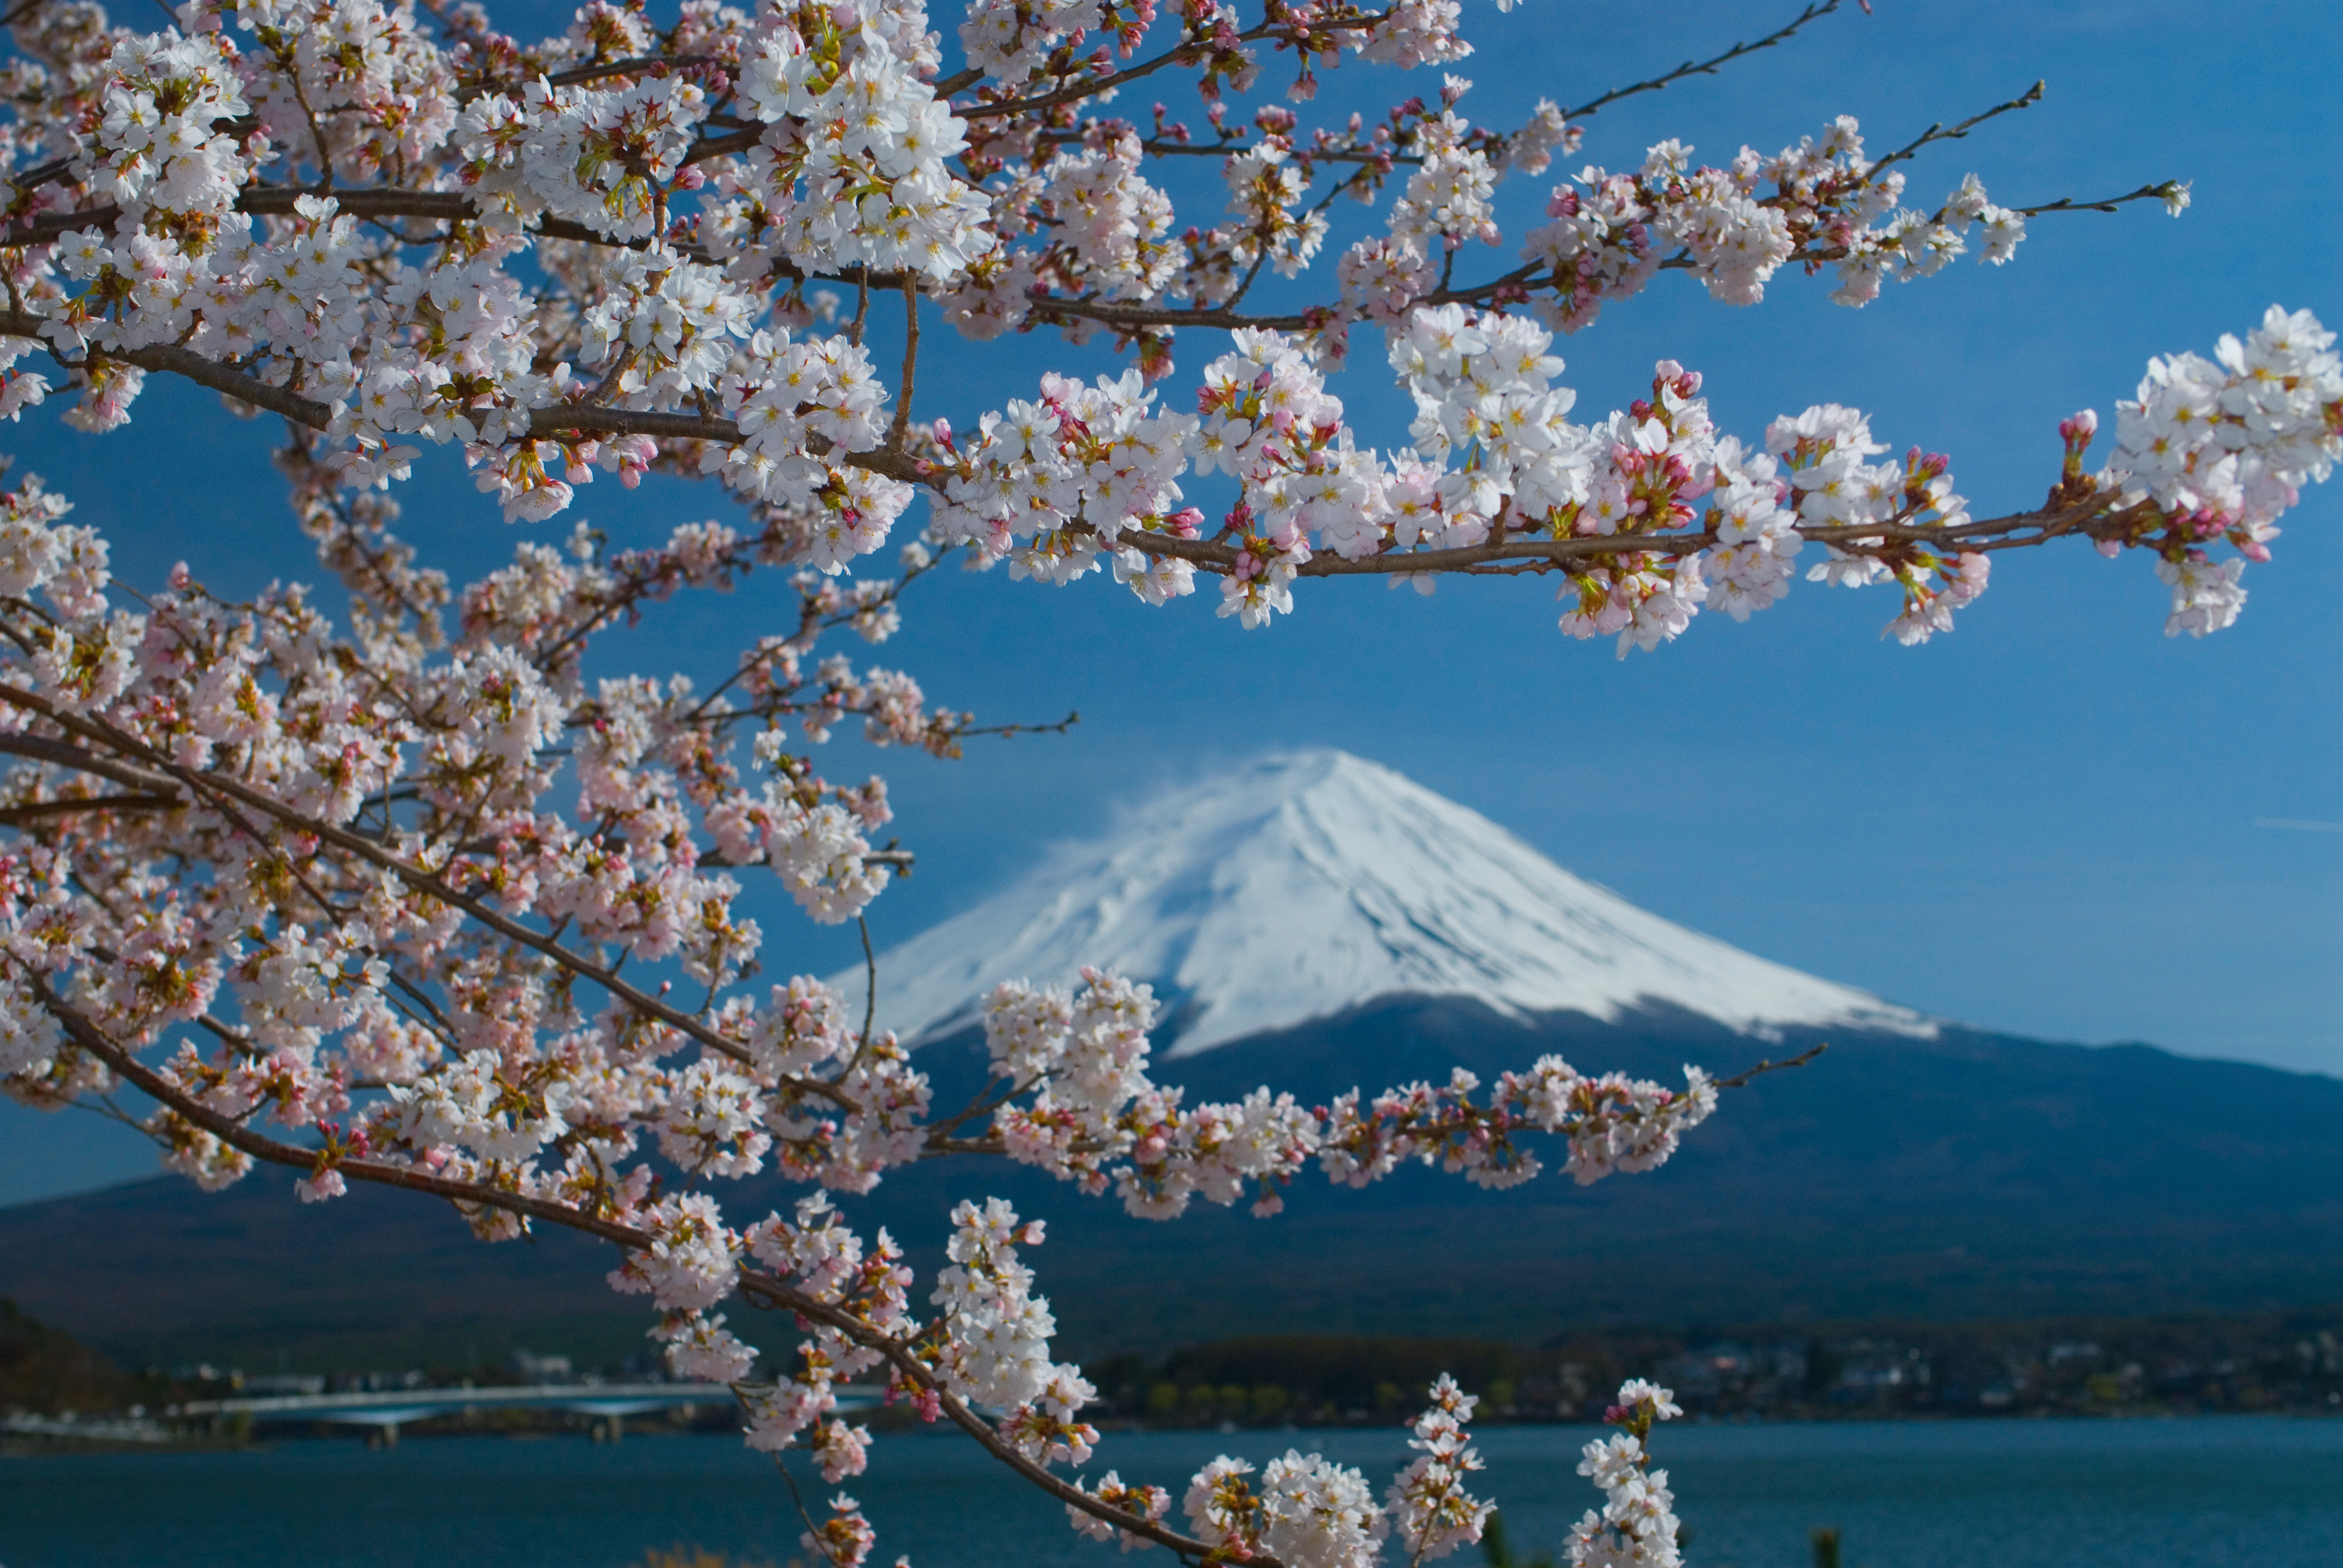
3,1417 -> 2338,1567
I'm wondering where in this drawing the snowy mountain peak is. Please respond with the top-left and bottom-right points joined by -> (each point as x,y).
845,750 -> 1933,1057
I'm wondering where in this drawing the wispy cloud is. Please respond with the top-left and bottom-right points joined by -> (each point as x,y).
2254,818 -> 2343,834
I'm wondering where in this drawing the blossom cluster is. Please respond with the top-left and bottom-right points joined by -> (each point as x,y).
931,369 -> 1199,589
735,1191 -> 917,1452
1068,1377 -> 1490,1568
918,302 -> 2333,650
1186,1451 -> 1388,1568
930,1196 -> 1101,1465
1565,1381 -> 1685,1568
977,971 -> 1715,1217
2096,305 -> 2343,636
1519,118 -> 2044,333
1386,1374 -> 1495,1563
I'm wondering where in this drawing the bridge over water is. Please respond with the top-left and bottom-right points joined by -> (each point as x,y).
170,1382 -> 882,1445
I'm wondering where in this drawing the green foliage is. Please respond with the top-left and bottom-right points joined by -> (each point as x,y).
1812,1526 -> 1843,1568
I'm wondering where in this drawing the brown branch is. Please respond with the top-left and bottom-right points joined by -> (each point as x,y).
1113,491 -> 2133,580
1035,132 -> 1409,167
0,733 -> 187,796
2,186 -> 722,265
1869,80 -> 2045,176
1712,1042 -> 1829,1091
529,54 -> 720,97
729,1268 -> 1244,1561
2014,182 -> 2186,219
0,792 -> 177,826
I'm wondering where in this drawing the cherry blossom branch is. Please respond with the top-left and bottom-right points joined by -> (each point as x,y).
0,311 -> 931,488
1710,1042 -> 1829,1089
886,275 -> 921,452
0,681 -> 858,1106
0,731 -> 185,795
956,10 -> 1395,124
38,984 -> 648,1246
1114,492 -> 2145,580
1552,0 -> 1853,122
2013,183 -> 2189,218
1867,79 -> 2043,176
27,990 -> 1259,1561
729,1265 -> 1239,1561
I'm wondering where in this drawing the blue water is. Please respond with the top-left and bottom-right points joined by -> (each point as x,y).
3,1419 -> 2338,1568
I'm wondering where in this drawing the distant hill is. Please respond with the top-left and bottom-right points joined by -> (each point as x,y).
6,1000 -> 2341,1371
5,751 -> 2337,1370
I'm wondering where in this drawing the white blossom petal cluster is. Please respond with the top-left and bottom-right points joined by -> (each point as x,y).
958,0 -> 1103,85
1565,1382 -> 1685,1568
2097,305 -> 2343,636
724,10 -> 991,282
658,1057 -> 773,1176
736,1191 -> 915,1451
1041,129 -> 1181,302
0,985 -> 62,1077
462,73 -> 709,243
933,370 -> 1199,589
1317,1057 -> 1716,1193
1386,1374 -> 1494,1563
1519,117 -> 2067,333
929,1195 -> 1103,1470
1181,1448 -> 1388,1568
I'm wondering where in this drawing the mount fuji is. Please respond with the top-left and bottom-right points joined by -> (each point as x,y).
845,750 -> 1931,1057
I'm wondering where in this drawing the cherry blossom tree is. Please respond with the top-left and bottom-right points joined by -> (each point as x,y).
0,0 -> 2334,1563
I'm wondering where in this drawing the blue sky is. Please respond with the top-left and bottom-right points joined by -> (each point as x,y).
3,1 -> 2337,1203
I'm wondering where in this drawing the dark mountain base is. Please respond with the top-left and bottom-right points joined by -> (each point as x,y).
5,999 -> 2341,1371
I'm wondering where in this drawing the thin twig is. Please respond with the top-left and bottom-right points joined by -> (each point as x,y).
1559,0 -> 1852,122
2014,182 -> 2185,218
1713,1042 -> 1829,1091
957,10 -> 1394,123
1870,80 -> 2045,176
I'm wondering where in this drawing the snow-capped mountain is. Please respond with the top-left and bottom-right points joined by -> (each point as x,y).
845,750 -> 1932,1056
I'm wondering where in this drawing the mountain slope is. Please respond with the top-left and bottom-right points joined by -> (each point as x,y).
848,750 -> 1928,1055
